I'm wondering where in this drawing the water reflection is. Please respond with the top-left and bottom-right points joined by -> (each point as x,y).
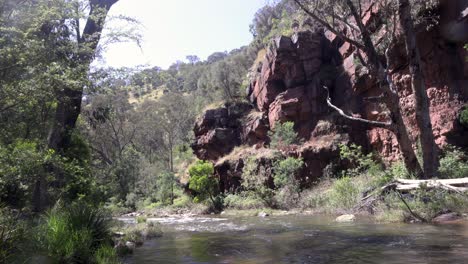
126,216 -> 468,264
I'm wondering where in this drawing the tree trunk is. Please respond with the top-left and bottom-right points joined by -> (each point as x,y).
386,92 -> 424,177
35,0 -> 119,212
398,0 -> 439,179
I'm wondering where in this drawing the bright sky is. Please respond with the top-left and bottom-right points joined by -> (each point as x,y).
99,0 -> 267,69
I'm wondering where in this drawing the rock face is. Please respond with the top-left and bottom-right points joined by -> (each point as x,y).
192,102 -> 252,161
192,1 -> 468,192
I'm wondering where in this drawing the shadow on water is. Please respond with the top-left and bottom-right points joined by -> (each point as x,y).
125,215 -> 468,264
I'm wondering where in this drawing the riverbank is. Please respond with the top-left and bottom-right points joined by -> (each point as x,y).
115,174 -> 468,225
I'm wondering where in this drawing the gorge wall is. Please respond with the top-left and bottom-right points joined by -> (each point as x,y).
192,1 -> 468,192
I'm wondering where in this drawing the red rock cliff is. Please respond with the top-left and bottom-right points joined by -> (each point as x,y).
192,1 -> 468,191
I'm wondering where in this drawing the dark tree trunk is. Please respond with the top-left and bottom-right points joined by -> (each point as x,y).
398,0 -> 439,179
33,0 -> 119,212
386,93 -> 424,177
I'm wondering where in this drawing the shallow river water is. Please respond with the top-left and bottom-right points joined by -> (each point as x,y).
122,215 -> 468,264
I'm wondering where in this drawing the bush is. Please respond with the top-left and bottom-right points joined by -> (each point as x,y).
269,121 -> 300,148
241,156 -> 275,206
94,245 -> 120,264
273,157 -> 304,190
223,193 -> 266,209
274,185 -> 301,209
327,177 -> 360,210
38,202 -> 113,263
136,215 -> 147,224
380,188 -> 468,222
172,194 -> 192,208
438,146 -> 468,179
459,107 -> 468,128
188,161 -> 218,205
339,144 -> 380,177
122,222 -> 162,245
0,208 -> 27,263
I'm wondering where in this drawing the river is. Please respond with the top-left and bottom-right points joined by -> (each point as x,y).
122,215 -> 468,264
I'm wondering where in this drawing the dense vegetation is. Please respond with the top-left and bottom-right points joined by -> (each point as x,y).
0,0 -> 467,262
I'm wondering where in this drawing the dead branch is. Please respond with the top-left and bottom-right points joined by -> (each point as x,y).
323,86 -> 392,129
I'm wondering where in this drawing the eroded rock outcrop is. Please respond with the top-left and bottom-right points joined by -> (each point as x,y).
192,1 -> 468,192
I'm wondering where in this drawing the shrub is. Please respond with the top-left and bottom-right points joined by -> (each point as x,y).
172,194 -> 192,208
273,157 -> 304,190
269,121 -> 300,148
38,202 -> 113,263
438,146 -> 468,179
339,144 -> 380,177
94,245 -> 120,264
459,107 -> 468,128
223,193 -> 266,209
380,188 -> 468,222
241,156 -> 275,206
274,185 -> 301,209
188,161 -> 217,205
0,208 -> 27,263
327,176 -> 360,210
136,215 -> 147,224
155,171 -> 176,204
122,223 -> 162,245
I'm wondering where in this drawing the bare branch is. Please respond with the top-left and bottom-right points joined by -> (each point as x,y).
323,86 -> 392,129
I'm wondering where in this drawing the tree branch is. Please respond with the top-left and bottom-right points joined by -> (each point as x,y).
323,86 -> 392,129
293,0 -> 366,50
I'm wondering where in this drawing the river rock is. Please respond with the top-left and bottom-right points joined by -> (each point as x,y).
125,241 -> 136,250
432,212 -> 463,224
258,211 -> 269,218
336,214 -> 356,222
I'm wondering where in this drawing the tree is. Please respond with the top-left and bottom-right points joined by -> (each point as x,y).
293,0 -> 439,178
188,161 -> 217,205
397,0 -> 439,178
186,55 -> 200,64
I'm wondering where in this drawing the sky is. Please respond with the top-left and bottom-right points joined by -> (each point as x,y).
98,0 -> 268,69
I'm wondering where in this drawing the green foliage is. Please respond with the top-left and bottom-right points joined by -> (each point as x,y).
0,141 -> 53,208
136,215 -> 147,224
269,121 -> 300,148
381,188 -> 468,222
155,171 -> 176,204
327,176 -> 361,210
0,208 -> 27,263
339,144 -> 380,176
0,140 -> 99,209
438,146 -> 468,179
273,157 -> 304,189
250,0 -> 298,46
38,202 -> 113,263
223,193 -> 266,210
122,222 -> 162,245
459,107 -> 468,128
94,245 -> 120,264
241,156 -> 275,206
188,161 -> 217,203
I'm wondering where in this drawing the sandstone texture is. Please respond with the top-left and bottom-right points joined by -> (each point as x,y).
192,1 -> 468,192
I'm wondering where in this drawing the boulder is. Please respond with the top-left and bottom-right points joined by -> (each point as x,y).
432,212 -> 463,224
258,211 -> 270,217
336,214 -> 356,222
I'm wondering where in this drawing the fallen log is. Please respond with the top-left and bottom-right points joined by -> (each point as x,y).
381,178 -> 468,194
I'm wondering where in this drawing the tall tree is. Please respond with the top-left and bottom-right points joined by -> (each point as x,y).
35,0 -> 120,211
398,0 -> 439,178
